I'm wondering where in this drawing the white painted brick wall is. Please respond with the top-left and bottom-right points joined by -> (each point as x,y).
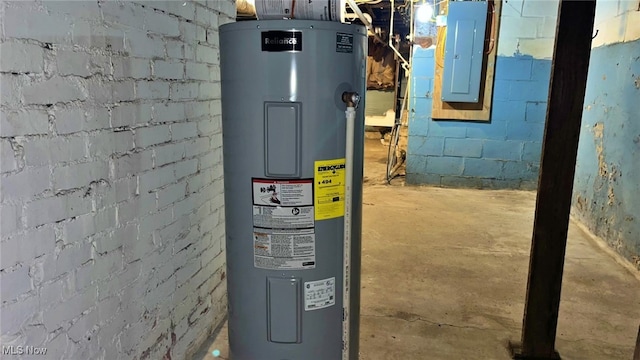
498,0 -> 560,59
1,1 -> 231,358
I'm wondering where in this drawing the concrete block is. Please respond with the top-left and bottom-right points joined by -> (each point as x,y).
495,56 -> 533,80
23,136 -> 87,166
0,265 -> 32,303
135,125 -> 171,148
97,296 -> 120,323
43,287 -> 97,331
408,136 -> 443,156
23,77 -> 87,105
166,39 -> 185,59
427,120 -> 467,139
199,82 -> 221,99
154,102 -> 186,123
63,209 -> 116,244
56,51 -> 91,77
522,141 -> 543,161
185,101 -> 210,119
171,83 -> 199,100
139,0 -> 197,21
506,121 -> 545,141
145,10 -> 181,36
0,167 -> 50,201
114,177 -> 137,203
441,176 -> 484,188
532,59 -> 552,79
482,140 -> 523,160
56,107 -> 110,135
175,159 -> 198,180
96,261 -> 141,300
154,60 -> 184,80
0,42 -> 45,73
185,62 -> 210,81
196,44 -> 219,65
465,121 -> 507,140
172,122 -> 198,141
0,109 -> 49,136
112,81 -> 136,102
125,30 -> 165,58
1,227 -> 55,269
113,57 -> 151,79
443,138 -> 483,158
412,76 -> 434,98
136,81 -> 170,100
53,161 -> 109,191
50,242 -> 93,279
196,117 -> 220,136
196,7 -> 219,28
463,158 -> 504,178
1,204 -> 20,236
500,16 -> 539,39
154,143 -> 186,167
509,79 -> 551,102
522,0 -> 559,18
491,100 -> 528,123
112,104 -> 152,128
180,21 -> 200,43
25,191 -> 93,227
518,38 -> 555,59
525,101 -> 547,123
0,295 -> 39,335
88,131 -> 135,158
501,160 -> 540,180
3,5 -> 72,43
425,156 -> 464,176
43,0 -> 101,18
206,29 -> 220,47
492,80 -> 512,101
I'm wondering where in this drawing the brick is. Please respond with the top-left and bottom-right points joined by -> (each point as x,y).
0,167 -> 50,201
43,287 -> 97,331
175,159 -> 198,180
154,102 -> 185,123
154,60 -> 184,80
136,81 -> 170,100
43,1 -> 101,18
0,204 -> 20,235
186,101 -> 211,119
166,39 -> 185,59
1,227 -> 55,269
154,143 -> 186,167
482,140 -> 523,160
0,265 -> 32,303
97,296 -> 120,323
0,296 -> 39,335
425,156 -> 464,176
113,81 -> 136,102
140,1 -> 196,21
197,116 -> 220,136
443,138 -> 483,158
88,131 -> 135,158
196,45 -> 218,64
101,1 -> 146,30
0,139 -> 18,173
113,58 -> 151,79
63,209 -> 116,244
206,29 -> 220,47
125,30 -> 165,58
57,51 -> 91,77
109,151 -> 154,179
158,182 -> 187,208
114,177 -> 137,203
171,83 -> 199,100
67,309 -> 98,342
25,191 -> 93,227
56,107 -> 110,135
196,7 -> 219,28
172,123 -> 198,141
0,109 -> 49,136
53,161 -> 109,191
97,261 -> 141,300
139,166 -> 175,193
111,103 -> 153,128
135,125 -> 171,148
23,136 -> 87,166
0,42 -> 45,73
49,242 -> 93,279
200,147 -> 220,169
23,77 -> 87,105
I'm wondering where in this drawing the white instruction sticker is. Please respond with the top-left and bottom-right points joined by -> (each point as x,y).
252,179 -> 313,207
304,277 -> 336,311
254,228 -> 316,270
253,205 -> 314,229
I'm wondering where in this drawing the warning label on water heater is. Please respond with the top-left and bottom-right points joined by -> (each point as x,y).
254,228 -> 316,270
304,277 -> 336,311
252,178 -> 315,270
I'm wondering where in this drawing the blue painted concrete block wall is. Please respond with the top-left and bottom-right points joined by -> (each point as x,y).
407,47 -> 551,189
572,39 -> 640,268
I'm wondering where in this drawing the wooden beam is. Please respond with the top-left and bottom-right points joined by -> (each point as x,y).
513,1 -> 596,359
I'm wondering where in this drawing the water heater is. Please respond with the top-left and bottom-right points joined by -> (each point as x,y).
220,20 -> 367,359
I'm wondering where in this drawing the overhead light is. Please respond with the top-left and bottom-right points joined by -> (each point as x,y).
416,3 -> 434,23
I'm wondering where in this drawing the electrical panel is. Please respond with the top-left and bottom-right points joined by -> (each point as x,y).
442,1 -> 488,103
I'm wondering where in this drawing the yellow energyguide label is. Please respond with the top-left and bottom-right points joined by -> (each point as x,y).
314,158 -> 346,220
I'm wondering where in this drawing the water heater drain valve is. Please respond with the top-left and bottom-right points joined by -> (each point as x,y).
342,92 -> 360,108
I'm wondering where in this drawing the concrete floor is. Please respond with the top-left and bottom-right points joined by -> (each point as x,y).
195,137 -> 640,360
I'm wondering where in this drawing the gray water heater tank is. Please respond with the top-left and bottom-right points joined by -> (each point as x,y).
220,20 -> 366,360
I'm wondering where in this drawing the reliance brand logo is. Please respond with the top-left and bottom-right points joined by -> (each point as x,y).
264,37 -> 298,45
